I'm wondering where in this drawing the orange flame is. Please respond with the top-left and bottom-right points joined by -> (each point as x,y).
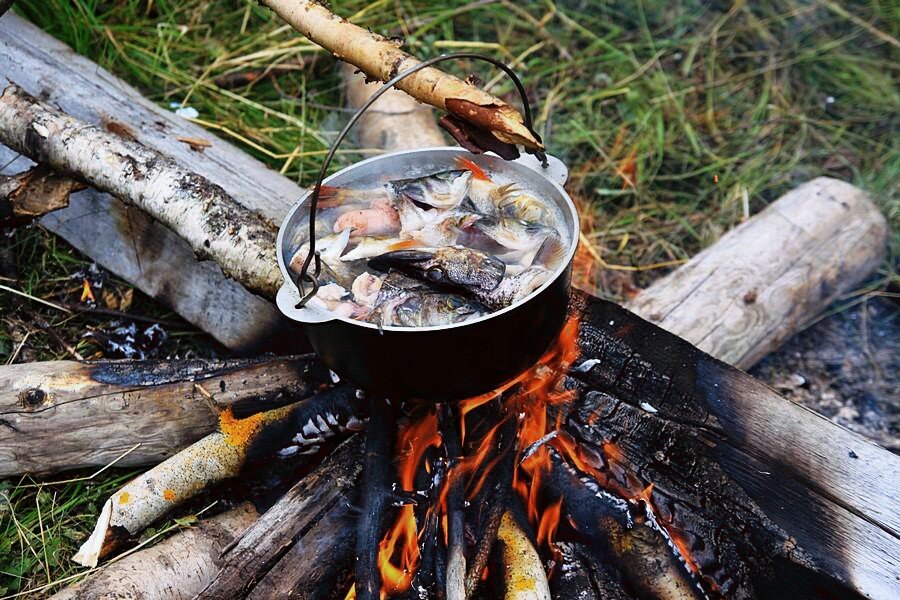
377,410 -> 441,596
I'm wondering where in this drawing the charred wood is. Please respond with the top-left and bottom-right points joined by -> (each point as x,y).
439,404 -> 466,600
193,435 -> 363,599
355,396 -> 396,600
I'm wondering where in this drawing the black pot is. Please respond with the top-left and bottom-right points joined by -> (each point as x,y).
276,147 -> 578,401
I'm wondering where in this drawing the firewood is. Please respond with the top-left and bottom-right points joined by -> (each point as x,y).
0,355 -> 331,477
439,405 -> 466,600
261,0 -> 542,151
50,503 -> 259,600
244,498 -> 356,599
193,435 -> 364,599
493,511 -> 552,600
341,63 -> 446,151
0,13 -> 296,352
355,396 -> 396,600
0,84 -> 282,299
73,385 -> 364,567
626,176 -> 888,369
563,290 -> 900,599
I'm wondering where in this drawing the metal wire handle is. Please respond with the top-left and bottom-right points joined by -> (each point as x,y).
293,52 -> 544,308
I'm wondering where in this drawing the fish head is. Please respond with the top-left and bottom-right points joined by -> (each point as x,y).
368,247 -> 505,292
389,169 -> 472,210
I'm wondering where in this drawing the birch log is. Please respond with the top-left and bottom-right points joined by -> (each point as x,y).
50,504 -> 259,600
341,63 -> 447,151
262,0 -> 542,150
0,13 -> 297,352
626,176 -> 887,369
0,84 -> 281,298
0,355 -> 330,477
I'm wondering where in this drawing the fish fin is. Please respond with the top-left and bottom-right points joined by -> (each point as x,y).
387,239 -> 422,251
455,156 -> 492,181
495,183 -> 520,203
317,185 -> 348,208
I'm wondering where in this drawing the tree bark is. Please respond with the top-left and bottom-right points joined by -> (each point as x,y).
0,165 -> 80,226
0,355 -> 330,477
0,84 -> 282,299
262,0 -> 542,150
50,504 -> 259,600
626,176 -> 888,369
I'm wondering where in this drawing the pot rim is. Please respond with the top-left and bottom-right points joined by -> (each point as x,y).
276,146 -> 579,333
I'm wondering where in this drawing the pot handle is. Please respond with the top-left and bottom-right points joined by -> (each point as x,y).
276,283 -> 334,324
512,153 -> 568,187
292,52 -> 546,309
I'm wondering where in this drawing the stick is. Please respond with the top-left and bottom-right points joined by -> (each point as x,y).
0,84 -> 281,298
355,396 -> 394,600
493,511 -> 551,600
439,405 -> 466,600
261,0 -> 542,150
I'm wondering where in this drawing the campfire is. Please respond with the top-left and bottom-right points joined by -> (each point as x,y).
1,1 -> 896,599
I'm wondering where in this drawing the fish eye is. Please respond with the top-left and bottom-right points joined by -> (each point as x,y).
425,267 -> 445,282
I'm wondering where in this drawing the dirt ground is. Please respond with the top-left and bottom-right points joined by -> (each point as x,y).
752,295 -> 899,452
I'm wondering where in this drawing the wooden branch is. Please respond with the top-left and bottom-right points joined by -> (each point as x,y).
626,177 -> 888,369
341,63 -> 446,151
0,14 -> 297,352
0,355 -> 330,477
50,504 -> 259,600
493,511 -> 551,600
262,0 -> 542,150
193,436 -> 363,599
566,290 -> 900,599
0,84 -> 282,298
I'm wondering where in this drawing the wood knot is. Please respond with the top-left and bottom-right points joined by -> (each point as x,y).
742,290 -> 757,304
19,388 -> 48,410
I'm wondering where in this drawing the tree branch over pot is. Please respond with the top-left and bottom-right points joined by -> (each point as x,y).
260,0 -> 544,152
0,84 -> 282,299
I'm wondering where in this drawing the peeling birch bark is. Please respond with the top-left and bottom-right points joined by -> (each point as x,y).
0,84 -> 282,298
262,0 -> 543,150
0,165 -> 81,226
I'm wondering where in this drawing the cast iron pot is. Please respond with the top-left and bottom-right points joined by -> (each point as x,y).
275,147 -> 578,401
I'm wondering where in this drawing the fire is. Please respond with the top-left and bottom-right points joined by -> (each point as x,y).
377,409 -> 441,596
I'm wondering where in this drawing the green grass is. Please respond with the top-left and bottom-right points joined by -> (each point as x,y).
1,0 -> 898,595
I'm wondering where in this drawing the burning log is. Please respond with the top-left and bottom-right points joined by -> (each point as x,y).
74,385 -> 365,567
439,405 -> 466,600
562,290 -> 900,598
551,542 -> 630,600
0,355 -> 330,477
355,396 -> 396,600
193,435 -> 363,599
0,164 -> 82,227
0,84 -> 282,298
50,503 -> 259,600
261,0 -> 543,152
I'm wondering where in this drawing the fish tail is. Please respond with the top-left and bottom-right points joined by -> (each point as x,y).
455,156 -> 491,181
387,239 -> 422,251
